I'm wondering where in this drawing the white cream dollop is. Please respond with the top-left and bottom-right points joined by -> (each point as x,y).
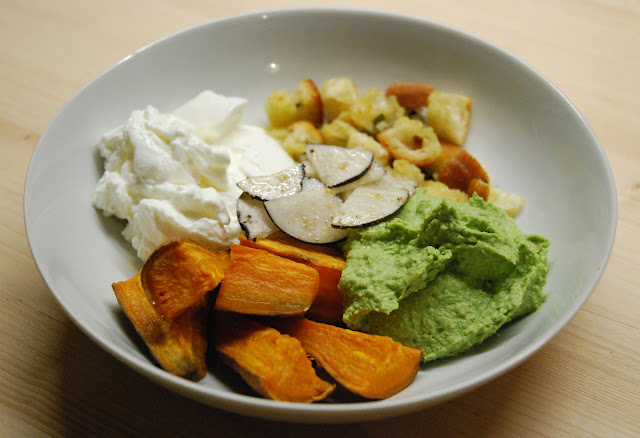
93,90 -> 294,260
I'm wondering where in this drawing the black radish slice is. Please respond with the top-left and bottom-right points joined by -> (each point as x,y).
305,144 -> 373,188
236,163 -> 304,201
332,185 -> 409,228
330,161 -> 387,196
264,177 -> 349,244
236,192 -> 279,240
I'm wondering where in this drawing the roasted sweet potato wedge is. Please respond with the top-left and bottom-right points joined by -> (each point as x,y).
214,244 -> 319,316
140,239 -> 230,322
238,232 -> 345,269
112,271 -> 209,381
273,318 -> 423,399
238,232 -> 345,323
212,312 -> 335,402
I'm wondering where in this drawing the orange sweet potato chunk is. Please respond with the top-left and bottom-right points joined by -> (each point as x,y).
273,318 -> 423,399
305,265 -> 343,323
112,271 -> 209,381
238,232 -> 345,270
212,312 -> 335,402
437,149 -> 490,192
141,239 -> 230,322
214,244 -> 319,316
238,233 -> 345,323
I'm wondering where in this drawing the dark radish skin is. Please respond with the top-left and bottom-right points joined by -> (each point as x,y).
236,192 -> 279,240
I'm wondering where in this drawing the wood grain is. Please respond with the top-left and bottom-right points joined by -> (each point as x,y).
1,0 -> 639,436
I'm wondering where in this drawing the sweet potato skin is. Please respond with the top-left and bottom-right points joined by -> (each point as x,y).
212,312 -> 335,402
273,318 -> 423,399
214,244 -> 319,316
112,271 -> 209,381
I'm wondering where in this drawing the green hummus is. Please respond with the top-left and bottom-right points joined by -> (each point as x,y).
338,188 -> 550,362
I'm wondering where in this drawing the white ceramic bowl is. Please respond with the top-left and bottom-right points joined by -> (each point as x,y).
24,8 -> 617,423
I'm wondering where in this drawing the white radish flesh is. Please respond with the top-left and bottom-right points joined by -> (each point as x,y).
305,144 -> 373,188
236,192 -> 279,240
332,185 -> 409,228
264,177 -> 349,244
236,163 -> 305,201
330,161 -> 387,196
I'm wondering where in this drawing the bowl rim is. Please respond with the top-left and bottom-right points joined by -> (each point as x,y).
24,6 -> 618,423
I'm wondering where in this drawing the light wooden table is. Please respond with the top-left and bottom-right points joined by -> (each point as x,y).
2,0 -> 638,436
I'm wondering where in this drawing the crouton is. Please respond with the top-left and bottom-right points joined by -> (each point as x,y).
377,116 -> 442,167
320,118 -> 359,147
488,185 -> 526,217
419,180 -> 469,202
346,131 -> 391,166
436,149 -> 489,192
427,91 -> 472,146
349,88 -> 405,134
264,126 -> 289,142
423,140 -> 462,178
391,159 -> 426,185
385,82 -> 435,111
265,78 -> 323,127
321,77 -> 358,122
467,178 -> 491,201
281,120 -> 324,161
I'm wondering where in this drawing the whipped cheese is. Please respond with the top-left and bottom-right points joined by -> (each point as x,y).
93,90 -> 294,260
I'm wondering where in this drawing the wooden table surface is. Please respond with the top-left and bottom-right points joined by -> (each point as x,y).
2,0 -> 639,436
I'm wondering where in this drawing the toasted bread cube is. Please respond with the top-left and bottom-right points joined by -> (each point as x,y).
423,140 -> 462,178
427,91 -> 472,146
437,149 -> 489,192
264,126 -> 289,142
385,82 -> 435,111
377,116 -> 442,167
346,131 -> 391,166
419,180 -> 469,202
488,185 -> 526,217
320,118 -> 359,147
349,88 -> 405,134
265,78 -> 323,127
265,90 -> 298,127
391,159 -> 426,185
321,77 -> 358,122
321,117 -> 391,166
281,120 -> 324,161
467,178 -> 491,201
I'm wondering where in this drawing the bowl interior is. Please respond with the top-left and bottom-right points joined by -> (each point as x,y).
24,8 -> 616,422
